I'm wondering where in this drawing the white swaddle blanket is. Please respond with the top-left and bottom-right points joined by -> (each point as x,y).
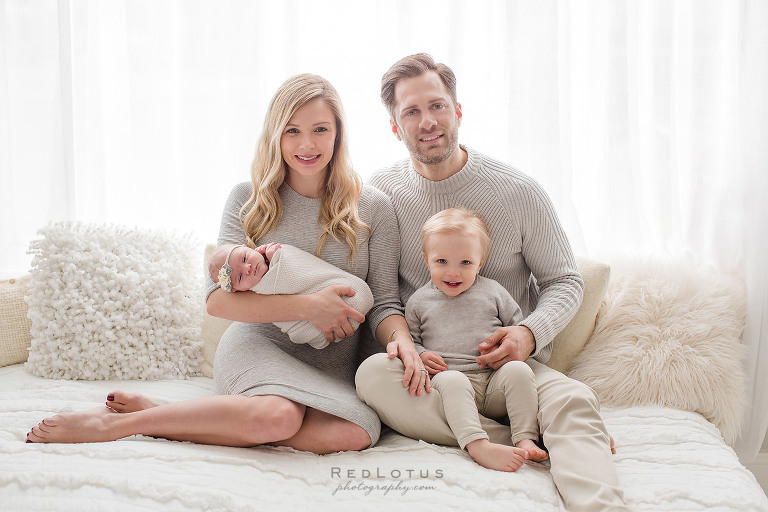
252,244 -> 374,349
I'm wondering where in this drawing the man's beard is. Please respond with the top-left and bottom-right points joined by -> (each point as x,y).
404,123 -> 460,165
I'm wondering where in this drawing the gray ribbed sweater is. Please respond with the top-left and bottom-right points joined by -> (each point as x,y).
369,145 -> 583,363
406,276 -> 525,371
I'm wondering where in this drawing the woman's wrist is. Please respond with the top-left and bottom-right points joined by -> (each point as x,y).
293,294 -> 314,321
387,328 -> 409,344
393,332 -> 417,356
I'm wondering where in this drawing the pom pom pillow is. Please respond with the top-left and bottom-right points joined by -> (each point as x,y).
25,222 -> 204,380
567,258 -> 747,443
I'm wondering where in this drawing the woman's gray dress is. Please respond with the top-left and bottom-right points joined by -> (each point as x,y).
207,182 -> 402,445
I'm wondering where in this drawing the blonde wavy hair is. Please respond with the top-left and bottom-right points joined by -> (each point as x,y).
240,74 -> 369,263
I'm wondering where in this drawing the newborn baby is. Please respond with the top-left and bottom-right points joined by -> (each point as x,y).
208,243 -> 374,349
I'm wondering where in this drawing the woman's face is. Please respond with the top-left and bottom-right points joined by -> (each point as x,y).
280,98 -> 337,196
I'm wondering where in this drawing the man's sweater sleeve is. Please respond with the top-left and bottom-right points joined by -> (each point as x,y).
515,182 -> 584,363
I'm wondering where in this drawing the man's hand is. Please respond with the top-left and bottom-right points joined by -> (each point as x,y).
419,351 -> 448,375
387,337 -> 432,396
476,325 -> 535,369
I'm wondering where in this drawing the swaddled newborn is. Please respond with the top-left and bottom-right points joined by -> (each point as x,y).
209,243 -> 373,349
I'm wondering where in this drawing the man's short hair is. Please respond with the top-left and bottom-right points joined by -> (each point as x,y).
380,53 -> 458,121
421,207 -> 491,263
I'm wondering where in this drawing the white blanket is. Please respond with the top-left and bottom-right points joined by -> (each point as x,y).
253,244 -> 374,349
1,365 -> 766,512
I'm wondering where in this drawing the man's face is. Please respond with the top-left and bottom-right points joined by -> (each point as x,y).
391,71 -> 462,166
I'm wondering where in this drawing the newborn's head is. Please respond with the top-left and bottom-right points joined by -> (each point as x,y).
209,244 -> 269,292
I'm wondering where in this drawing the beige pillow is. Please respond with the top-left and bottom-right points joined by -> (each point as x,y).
200,245 -> 232,378
0,275 -> 32,367
547,257 -> 611,373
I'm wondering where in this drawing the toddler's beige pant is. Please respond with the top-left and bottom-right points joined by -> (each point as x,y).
356,353 -> 632,512
430,361 -> 538,449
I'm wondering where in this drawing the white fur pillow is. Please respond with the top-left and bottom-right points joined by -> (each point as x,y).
567,259 -> 747,443
25,222 -> 204,380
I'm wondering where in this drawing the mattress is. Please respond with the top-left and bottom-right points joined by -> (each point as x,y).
1,364 -> 766,512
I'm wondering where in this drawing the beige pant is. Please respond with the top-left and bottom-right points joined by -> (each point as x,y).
356,353 -> 632,512
431,362 -> 538,449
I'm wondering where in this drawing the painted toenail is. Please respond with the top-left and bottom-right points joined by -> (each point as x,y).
107,394 -> 114,401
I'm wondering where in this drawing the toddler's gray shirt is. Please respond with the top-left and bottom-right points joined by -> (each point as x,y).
405,275 -> 525,371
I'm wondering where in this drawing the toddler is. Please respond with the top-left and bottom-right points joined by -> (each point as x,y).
406,207 -> 548,472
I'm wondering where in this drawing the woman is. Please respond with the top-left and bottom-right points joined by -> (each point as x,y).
26,74 -> 406,453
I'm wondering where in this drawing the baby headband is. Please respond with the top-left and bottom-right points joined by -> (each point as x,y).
218,244 -> 244,293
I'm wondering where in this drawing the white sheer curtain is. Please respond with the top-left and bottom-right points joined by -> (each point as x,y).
2,0 -> 767,461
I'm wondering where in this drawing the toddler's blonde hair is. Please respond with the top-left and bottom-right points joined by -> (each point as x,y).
421,207 -> 491,263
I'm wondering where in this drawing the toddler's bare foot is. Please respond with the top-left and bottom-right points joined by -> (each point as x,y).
516,438 -> 549,462
466,439 -> 528,472
106,391 -> 159,413
26,407 -> 124,444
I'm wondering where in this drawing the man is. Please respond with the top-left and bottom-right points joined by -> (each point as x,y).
356,54 -> 631,511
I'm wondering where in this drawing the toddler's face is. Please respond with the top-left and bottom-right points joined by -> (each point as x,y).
228,246 -> 269,291
423,232 -> 483,297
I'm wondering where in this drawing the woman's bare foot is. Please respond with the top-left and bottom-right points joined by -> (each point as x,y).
466,439 -> 528,472
515,438 -> 549,462
26,407 -> 125,444
106,391 -> 160,413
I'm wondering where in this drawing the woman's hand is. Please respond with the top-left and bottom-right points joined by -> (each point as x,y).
305,285 -> 366,343
387,335 -> 432,396
419,351 -> 447,375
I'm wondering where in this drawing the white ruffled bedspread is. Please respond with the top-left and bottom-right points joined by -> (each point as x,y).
1,364 -> 766,512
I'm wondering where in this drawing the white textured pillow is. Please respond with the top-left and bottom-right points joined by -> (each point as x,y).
25,222 -> 204,380
567,258 -> 747,443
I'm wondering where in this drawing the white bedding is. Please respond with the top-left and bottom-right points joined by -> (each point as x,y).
1,364 -> 766,512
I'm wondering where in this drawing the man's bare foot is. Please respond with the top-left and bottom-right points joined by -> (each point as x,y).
515,438 -> 549,462
106,391 -> 160,413
466,439 -> 528,472
26,407 -> 125,444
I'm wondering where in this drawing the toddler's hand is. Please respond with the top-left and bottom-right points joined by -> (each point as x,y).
420,351 -> 448,375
